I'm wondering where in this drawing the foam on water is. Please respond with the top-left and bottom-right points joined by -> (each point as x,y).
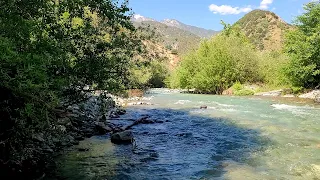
271,104 -> 315,116
174,100 -> 191,105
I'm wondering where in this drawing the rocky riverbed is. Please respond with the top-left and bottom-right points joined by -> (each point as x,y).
3,91 -> 133,179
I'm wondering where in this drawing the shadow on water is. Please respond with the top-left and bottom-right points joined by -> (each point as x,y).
53,107 -> 272,180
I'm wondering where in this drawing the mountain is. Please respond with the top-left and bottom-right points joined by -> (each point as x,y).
132,15 -> 218,55
132,14 -> 155,22
235,10 -> 292,51
162,19 -> 218,38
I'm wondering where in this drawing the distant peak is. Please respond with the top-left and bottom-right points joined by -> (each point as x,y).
162,19 -> 181,26
132,14 -> 155,22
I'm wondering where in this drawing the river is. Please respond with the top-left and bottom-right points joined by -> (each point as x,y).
53,89 -> 320,180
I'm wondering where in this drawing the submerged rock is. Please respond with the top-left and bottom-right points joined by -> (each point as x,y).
200,105 -> 207,109
111,130 -> 133,144
78,148 -> 89,152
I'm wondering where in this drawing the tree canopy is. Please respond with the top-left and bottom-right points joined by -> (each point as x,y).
0,0 -> 159,177
284,1 -> 320,88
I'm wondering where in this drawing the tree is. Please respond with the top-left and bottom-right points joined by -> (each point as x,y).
284,1 -> 320,88
0,0 -> 148,177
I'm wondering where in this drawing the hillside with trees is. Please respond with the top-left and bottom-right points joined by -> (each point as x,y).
235,9 -> 292,51
133,21 -> 202,55
167,2 -> 320,94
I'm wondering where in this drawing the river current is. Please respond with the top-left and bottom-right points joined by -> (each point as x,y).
54,89 -> 320,180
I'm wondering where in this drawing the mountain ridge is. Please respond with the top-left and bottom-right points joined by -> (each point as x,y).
132,14 -> 218,38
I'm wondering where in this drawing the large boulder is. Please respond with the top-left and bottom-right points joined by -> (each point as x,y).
111,130 -> 133,144
94,122 -> 112,134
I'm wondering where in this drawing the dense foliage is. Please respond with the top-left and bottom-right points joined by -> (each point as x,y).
257,51 -> 289,87
0,0 -> 166,177
284,1 -> 320,88
167,24 -> 261,94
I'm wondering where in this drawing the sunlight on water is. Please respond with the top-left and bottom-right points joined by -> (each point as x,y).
55,89 -> 320,179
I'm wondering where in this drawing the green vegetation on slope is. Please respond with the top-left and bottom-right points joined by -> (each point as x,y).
235,9 -> 291,51
133,21 -> 202,55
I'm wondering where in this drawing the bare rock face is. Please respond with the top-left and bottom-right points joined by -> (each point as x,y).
111,130 -> 133,144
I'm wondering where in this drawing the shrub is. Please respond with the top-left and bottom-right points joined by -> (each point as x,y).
232,82 -> 244,91
291,86 -> 305,94
234,89 -> 255,96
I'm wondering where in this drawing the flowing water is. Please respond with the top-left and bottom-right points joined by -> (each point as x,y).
54,89 -> 320,180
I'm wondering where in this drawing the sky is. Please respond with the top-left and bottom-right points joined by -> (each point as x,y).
128,0 -> 313,30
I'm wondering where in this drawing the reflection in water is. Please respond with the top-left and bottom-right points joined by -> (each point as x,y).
53,89 -> 320,180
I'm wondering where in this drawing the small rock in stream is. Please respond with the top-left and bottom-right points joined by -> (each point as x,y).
78,148 -> 90,152
116,108 -> 126,115
200,105 -> 207,109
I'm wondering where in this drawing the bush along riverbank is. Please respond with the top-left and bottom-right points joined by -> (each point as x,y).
177,82 -> 320,104
0,91 -> 129,179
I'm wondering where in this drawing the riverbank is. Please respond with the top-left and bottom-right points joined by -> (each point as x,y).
0,91 -> 130,179
176,86 -> 320,103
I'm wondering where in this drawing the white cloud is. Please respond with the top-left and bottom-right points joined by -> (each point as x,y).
259,0 -> 273,9
133,14 -> 144,19
209,4 -> 252,15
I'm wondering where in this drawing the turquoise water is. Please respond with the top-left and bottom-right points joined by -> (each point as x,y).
54,89 -> 320,179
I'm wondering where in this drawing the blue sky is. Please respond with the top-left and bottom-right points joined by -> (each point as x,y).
128,0 -> 312,30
